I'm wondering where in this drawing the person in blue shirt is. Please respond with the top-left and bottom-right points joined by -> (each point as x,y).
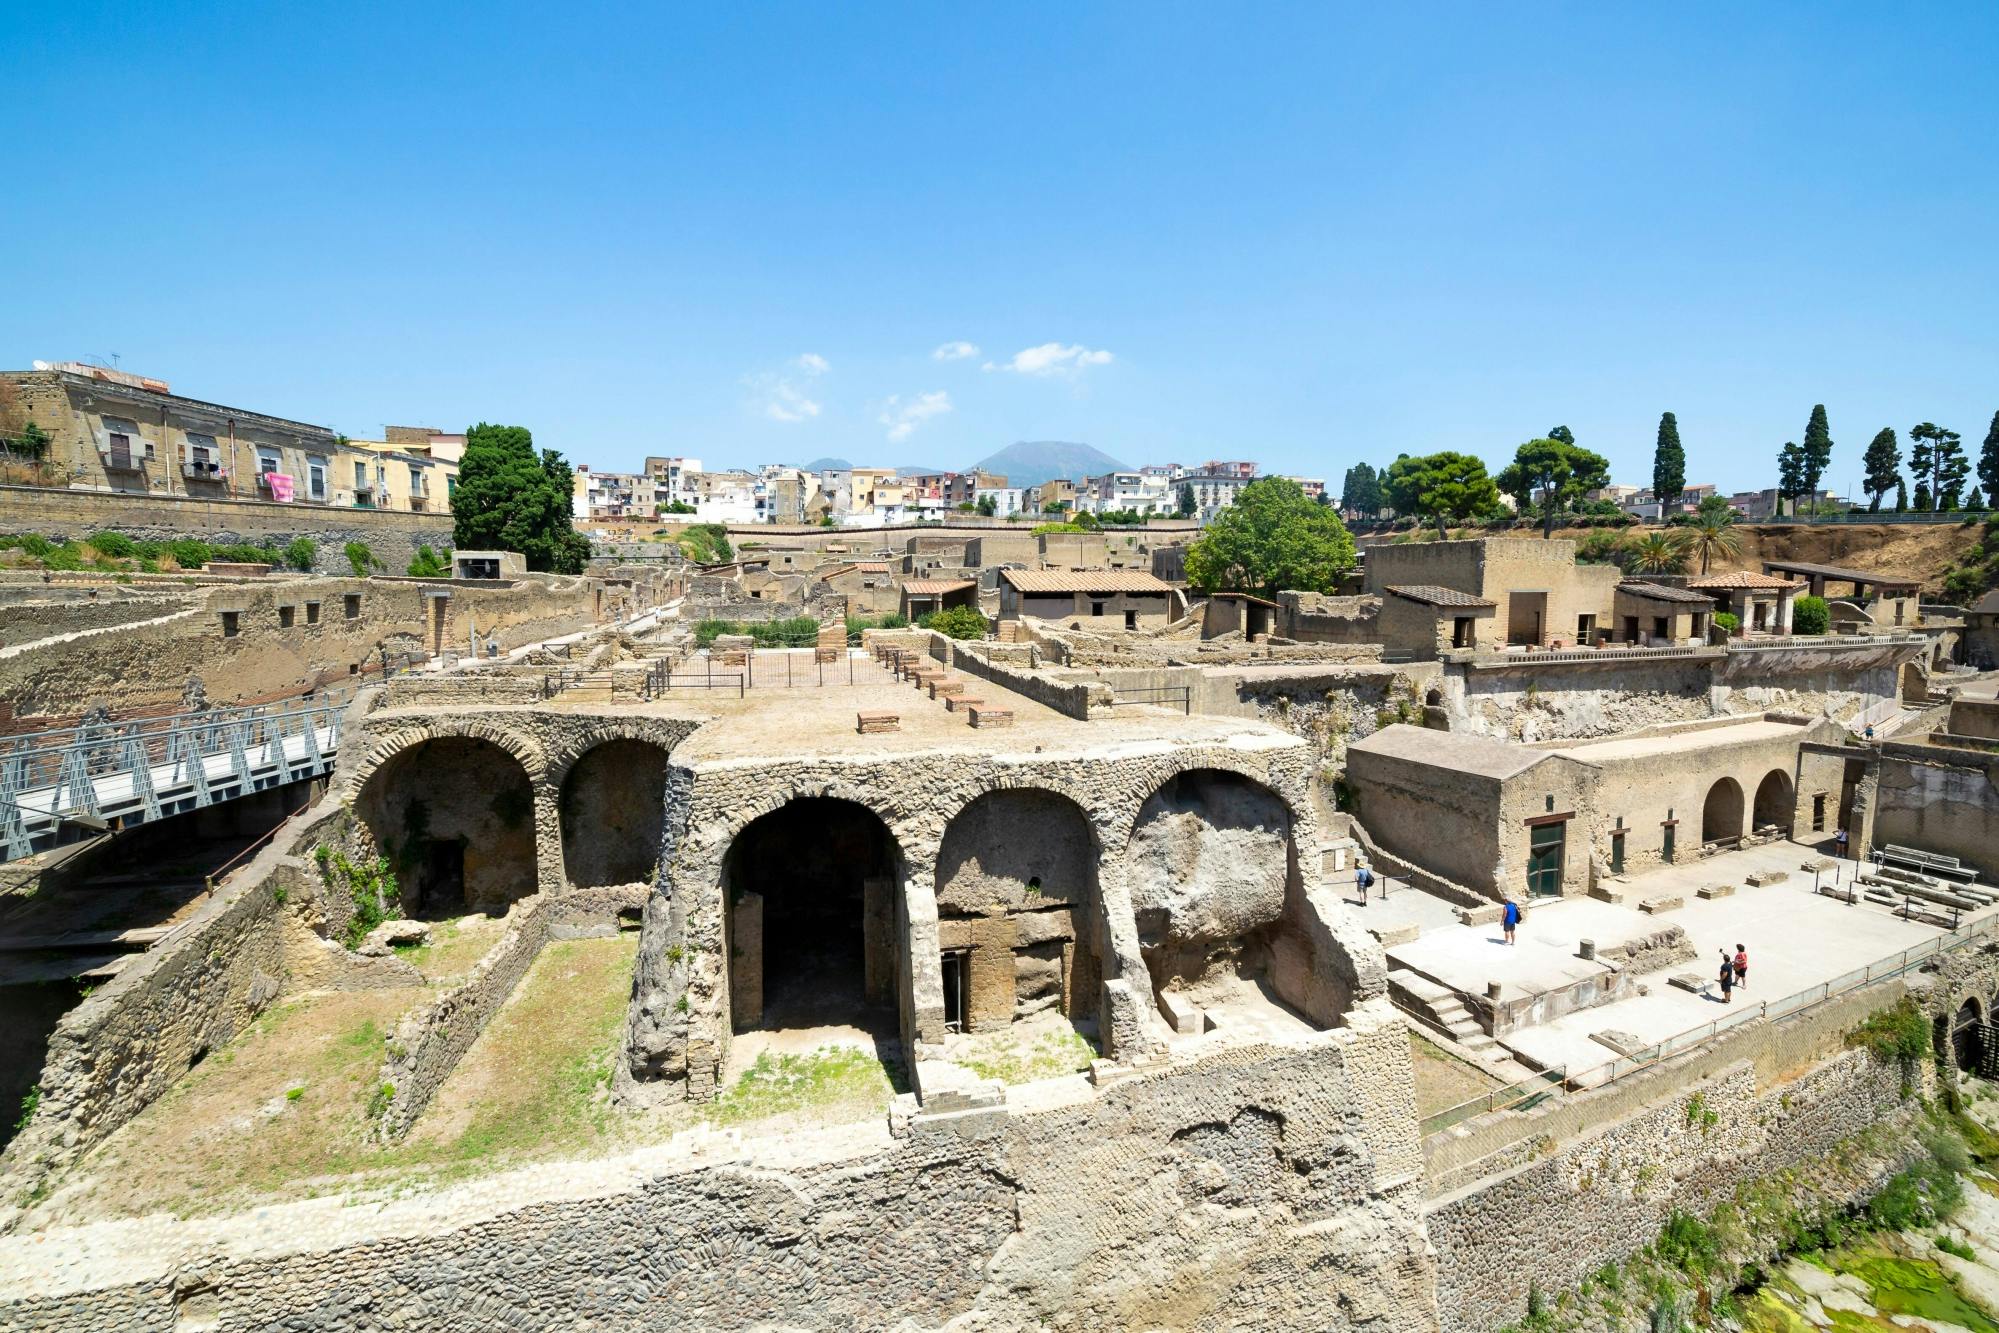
1502,897 -> 1521,946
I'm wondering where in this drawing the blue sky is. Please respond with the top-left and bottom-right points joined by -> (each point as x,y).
4,3 -> 1995,493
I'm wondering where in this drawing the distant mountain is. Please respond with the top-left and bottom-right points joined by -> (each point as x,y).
971,440 -> 1129,490
796,457 -> 853,472
895,465 -> 944,477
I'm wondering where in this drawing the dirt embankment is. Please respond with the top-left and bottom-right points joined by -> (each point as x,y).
1361,522 -> 1983,597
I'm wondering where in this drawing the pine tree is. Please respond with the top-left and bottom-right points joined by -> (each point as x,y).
1549,426 -> 1576,446
1861,427 -> 1901,511
1967,486 -> 1987,511
1909,422 -> 1963,512
1652,412 -> 1685,511
1777,441 -> 1806,514
1979,410 -> 1999,501
1800,404 -> 1834,518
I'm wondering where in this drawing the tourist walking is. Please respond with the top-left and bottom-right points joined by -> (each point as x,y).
1717,949 -> 1735,1004
1733,943 -> 1749,992
1501,897 -> 1521,946
1835,827 -> 1849,859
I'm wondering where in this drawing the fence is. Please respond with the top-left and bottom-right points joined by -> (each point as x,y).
1420,1066 -> 1569,1136
1108,684 -> 1191,714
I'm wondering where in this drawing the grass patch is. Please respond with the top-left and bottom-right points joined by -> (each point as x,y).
952,1024 -> 1096,1085
707,1046 -> 897,1128
1409,1031 -> 1503,1118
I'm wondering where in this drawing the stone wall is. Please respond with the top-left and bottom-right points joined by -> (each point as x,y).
0,484 -> 453,575
0,1010 -> 1442,1333
375,885 -> 644,1137
1428,1045 -> 1928,1333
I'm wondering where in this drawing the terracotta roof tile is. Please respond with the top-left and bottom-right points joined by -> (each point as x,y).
1000,569 -> 1174,594
1385,584 -> 1496,609
1688,571 -> 1800,590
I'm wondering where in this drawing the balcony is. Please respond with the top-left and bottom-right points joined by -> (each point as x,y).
99,447 -> 145,475
182,459 -> 228,484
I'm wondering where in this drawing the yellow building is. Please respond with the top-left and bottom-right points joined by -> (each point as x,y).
337,437 -> 457,513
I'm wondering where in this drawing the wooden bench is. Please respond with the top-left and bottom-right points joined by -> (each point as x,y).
968,706 -> 1014,728
944,694 -> 985,713
855,710 -> 900,735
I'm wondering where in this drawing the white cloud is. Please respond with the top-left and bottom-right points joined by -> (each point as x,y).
879,390 -> 953,443
982,342 -> 1115,377
744,363 -> 824,423
931,340 -> 979,362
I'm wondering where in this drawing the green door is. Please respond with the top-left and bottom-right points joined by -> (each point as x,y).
1527,822 -> 1566,898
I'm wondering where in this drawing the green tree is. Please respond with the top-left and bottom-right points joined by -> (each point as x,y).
1177,482 -> 1196,518
1494,437 -> 1611,537
1183,477 -> 1357,595
1777,440 -> 1806,514
1980,411 -> 1999,502
1627,531 -> 1689,574
1686,501 -> 1742,575
1339,463 -> 1381,517
1800,404 -> 1834,519
921,606 -> 988,640
1909,422 -> 1965,513
1965,486 -> 1986,511
1652,412 -> 1685,511
1894,477 -> 1908,512
450,423 -> 592,573
1862,427 -> 1901,511
1382,451 -> 1501,541
1548,425 -> 1575,446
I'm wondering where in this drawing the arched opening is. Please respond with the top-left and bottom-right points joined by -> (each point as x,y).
936,789 -> 1101,1036
1701,776 -> 1744,848
1128,769 -> 1317,1030
358,737 -> 536,917
1424,688 -> 1443,707
1952,998 -> 1983,1073
559,740 -> 672,888
1752,770 -> 1794,836
723,798 -> 900,1033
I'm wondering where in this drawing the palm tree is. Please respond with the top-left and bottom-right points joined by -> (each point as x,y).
1685,509 -> 1742,575
1627,531 -> 1689,575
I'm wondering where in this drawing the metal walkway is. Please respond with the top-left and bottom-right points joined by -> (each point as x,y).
0,702 -> 343,861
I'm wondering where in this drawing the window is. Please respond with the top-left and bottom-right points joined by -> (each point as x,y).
353,460 -> 367,486
1812,793 -> 1827,832
219,611 -> 240,638
344,594 -> 362,620
1653,616 -> 1669,639
1577,614 -> 1596,641
278,605 -> 295,629
1090,601 -> 1105,617
305,601 -> 321,626
940,950 -> 969,1033
308,459 -> 327,501
1452,616 -> 1475,648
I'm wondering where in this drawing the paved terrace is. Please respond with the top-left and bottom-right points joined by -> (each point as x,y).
1386,839 -> 1988,1085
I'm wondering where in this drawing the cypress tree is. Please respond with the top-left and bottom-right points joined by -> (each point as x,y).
1980,410 -> 1999,500
1894,478 -> 1908,513
1800,404 -> 1834,518
1652,411 -> 1685,511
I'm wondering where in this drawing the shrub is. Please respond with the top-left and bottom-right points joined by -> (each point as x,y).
407,544 -> 451,577
344,541 -> 377,576
1654,1210 -> 1719,1279
168,538 -> 215,569
86,530 -> 135,558
283,537 -> 317,571
921,606 -> 989,640
1847,996 -> 1933,1064
1792,594 -> 1830,635
1713,611 -> 1740,633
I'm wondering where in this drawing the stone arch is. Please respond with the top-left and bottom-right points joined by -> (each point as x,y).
1701,776 -> 1744,847
352,718 -> 548,793
1125,767 -> 1299,996
1425,687 -> 1444,707
559,739 -> 673,888
1752,769 -> 1794,836
722,796 -> 905,1034
356,735 -> 538,916
935,787 -> 1103,1032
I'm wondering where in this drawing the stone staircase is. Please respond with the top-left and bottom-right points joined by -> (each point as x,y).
1389,967 -> 1502,1061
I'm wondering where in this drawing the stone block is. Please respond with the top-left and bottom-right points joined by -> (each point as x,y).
1666,972 -> 1706,993
1744,870 -> 1789,887
1457,903 -> 1505,927
1156,987 -> 1204,1035
1696,884 -> 1735,900
856,710 -> 900,734
1368,922 -> 1420,947
1639,894 -> 1683,915
969,706 -> 1013,728
1588,885 -> 1627,905
944,694 -> 985,713
1588,1029 -> 1647,1057
928,679 -> 965,699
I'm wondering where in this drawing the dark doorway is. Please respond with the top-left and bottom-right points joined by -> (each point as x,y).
1702,777 -> 1745,847
941,950 -> 969,1033
1610,831 -> 1625,875
1527,821 -> 1566,897
725,798 -> 899,1032
418,839 -> 467,916
1662,822 -> 1676,863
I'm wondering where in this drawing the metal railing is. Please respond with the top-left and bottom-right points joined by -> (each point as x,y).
1420,1066 -> 1569,1136
0,700 -> 344,861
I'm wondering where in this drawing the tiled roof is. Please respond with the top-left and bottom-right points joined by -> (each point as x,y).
854,561 -> 893,573
1688,571 -> 1800,591
901,579 -> 975,595
1000,569 -> 1174,594
1385,584 -> 1496,609
1619,581 -> 1716,605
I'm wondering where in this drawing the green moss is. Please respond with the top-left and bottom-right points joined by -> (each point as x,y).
706,1046 -> 896,1127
